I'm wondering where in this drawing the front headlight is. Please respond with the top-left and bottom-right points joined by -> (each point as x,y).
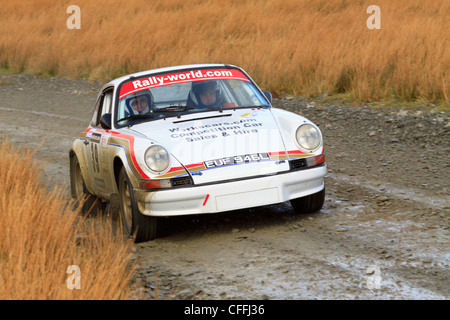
145,145 -> 170,172
295,124 -> 322,151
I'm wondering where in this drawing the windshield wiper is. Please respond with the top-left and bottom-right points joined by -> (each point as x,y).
117,114 -> 155,126
154,106 -> 216,113
152,106 -> 222,119
234,105 -> 270,109
153,106 -> 187,113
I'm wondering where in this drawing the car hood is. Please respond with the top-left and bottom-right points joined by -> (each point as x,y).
130,108 -> 290,184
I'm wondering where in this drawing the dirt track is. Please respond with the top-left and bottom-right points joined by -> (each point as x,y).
1,73 -> 449,299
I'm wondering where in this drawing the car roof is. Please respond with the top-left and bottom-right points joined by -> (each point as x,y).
101,63 -> 234,90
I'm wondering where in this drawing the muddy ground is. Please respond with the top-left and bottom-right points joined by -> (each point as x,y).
1,73 -> 449,299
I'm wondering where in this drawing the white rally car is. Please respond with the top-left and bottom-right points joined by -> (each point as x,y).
69,64 -> 326,242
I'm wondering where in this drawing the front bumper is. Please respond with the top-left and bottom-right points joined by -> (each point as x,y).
135,165 -> 327,217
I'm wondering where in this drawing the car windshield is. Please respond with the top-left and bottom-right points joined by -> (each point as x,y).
116,68 -> 270,126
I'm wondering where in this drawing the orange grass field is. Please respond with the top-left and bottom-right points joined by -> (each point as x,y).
0,0 -> 449,104
0,139 -> 137,299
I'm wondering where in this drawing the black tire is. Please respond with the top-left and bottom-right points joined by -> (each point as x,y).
118,167 -> 157,242
290,188 -> 325,214
70,154 -> 100,215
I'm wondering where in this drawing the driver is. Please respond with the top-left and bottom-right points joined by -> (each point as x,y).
187,80 -> 224,108
125,91 -> 154,115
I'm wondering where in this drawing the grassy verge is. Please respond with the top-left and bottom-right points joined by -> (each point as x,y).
0,138 -> 136,299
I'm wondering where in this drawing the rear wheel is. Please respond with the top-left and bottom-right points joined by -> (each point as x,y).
290,188 -> 325,214
118,167 -> 157,242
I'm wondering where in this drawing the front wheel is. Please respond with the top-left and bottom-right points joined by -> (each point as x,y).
118,167 -> 157,242
290,188 -> 325,214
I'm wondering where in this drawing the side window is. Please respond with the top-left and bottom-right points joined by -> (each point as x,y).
91,88 -> 113,127
101,91 -> 112,115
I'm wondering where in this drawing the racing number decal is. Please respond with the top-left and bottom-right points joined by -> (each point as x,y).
89,132 -> 102,174
90,142 -> 100,174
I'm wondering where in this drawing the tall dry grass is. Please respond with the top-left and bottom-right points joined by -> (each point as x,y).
0,0 -> 448,104
0,138 -> 136,299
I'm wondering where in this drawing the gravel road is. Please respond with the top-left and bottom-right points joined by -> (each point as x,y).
1,73 -> 449,299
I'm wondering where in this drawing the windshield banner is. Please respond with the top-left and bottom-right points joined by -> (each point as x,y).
119,68 -> 250,99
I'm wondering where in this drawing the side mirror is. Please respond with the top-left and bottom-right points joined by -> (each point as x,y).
100,113 -> 112,130
263,91 -> 273,104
